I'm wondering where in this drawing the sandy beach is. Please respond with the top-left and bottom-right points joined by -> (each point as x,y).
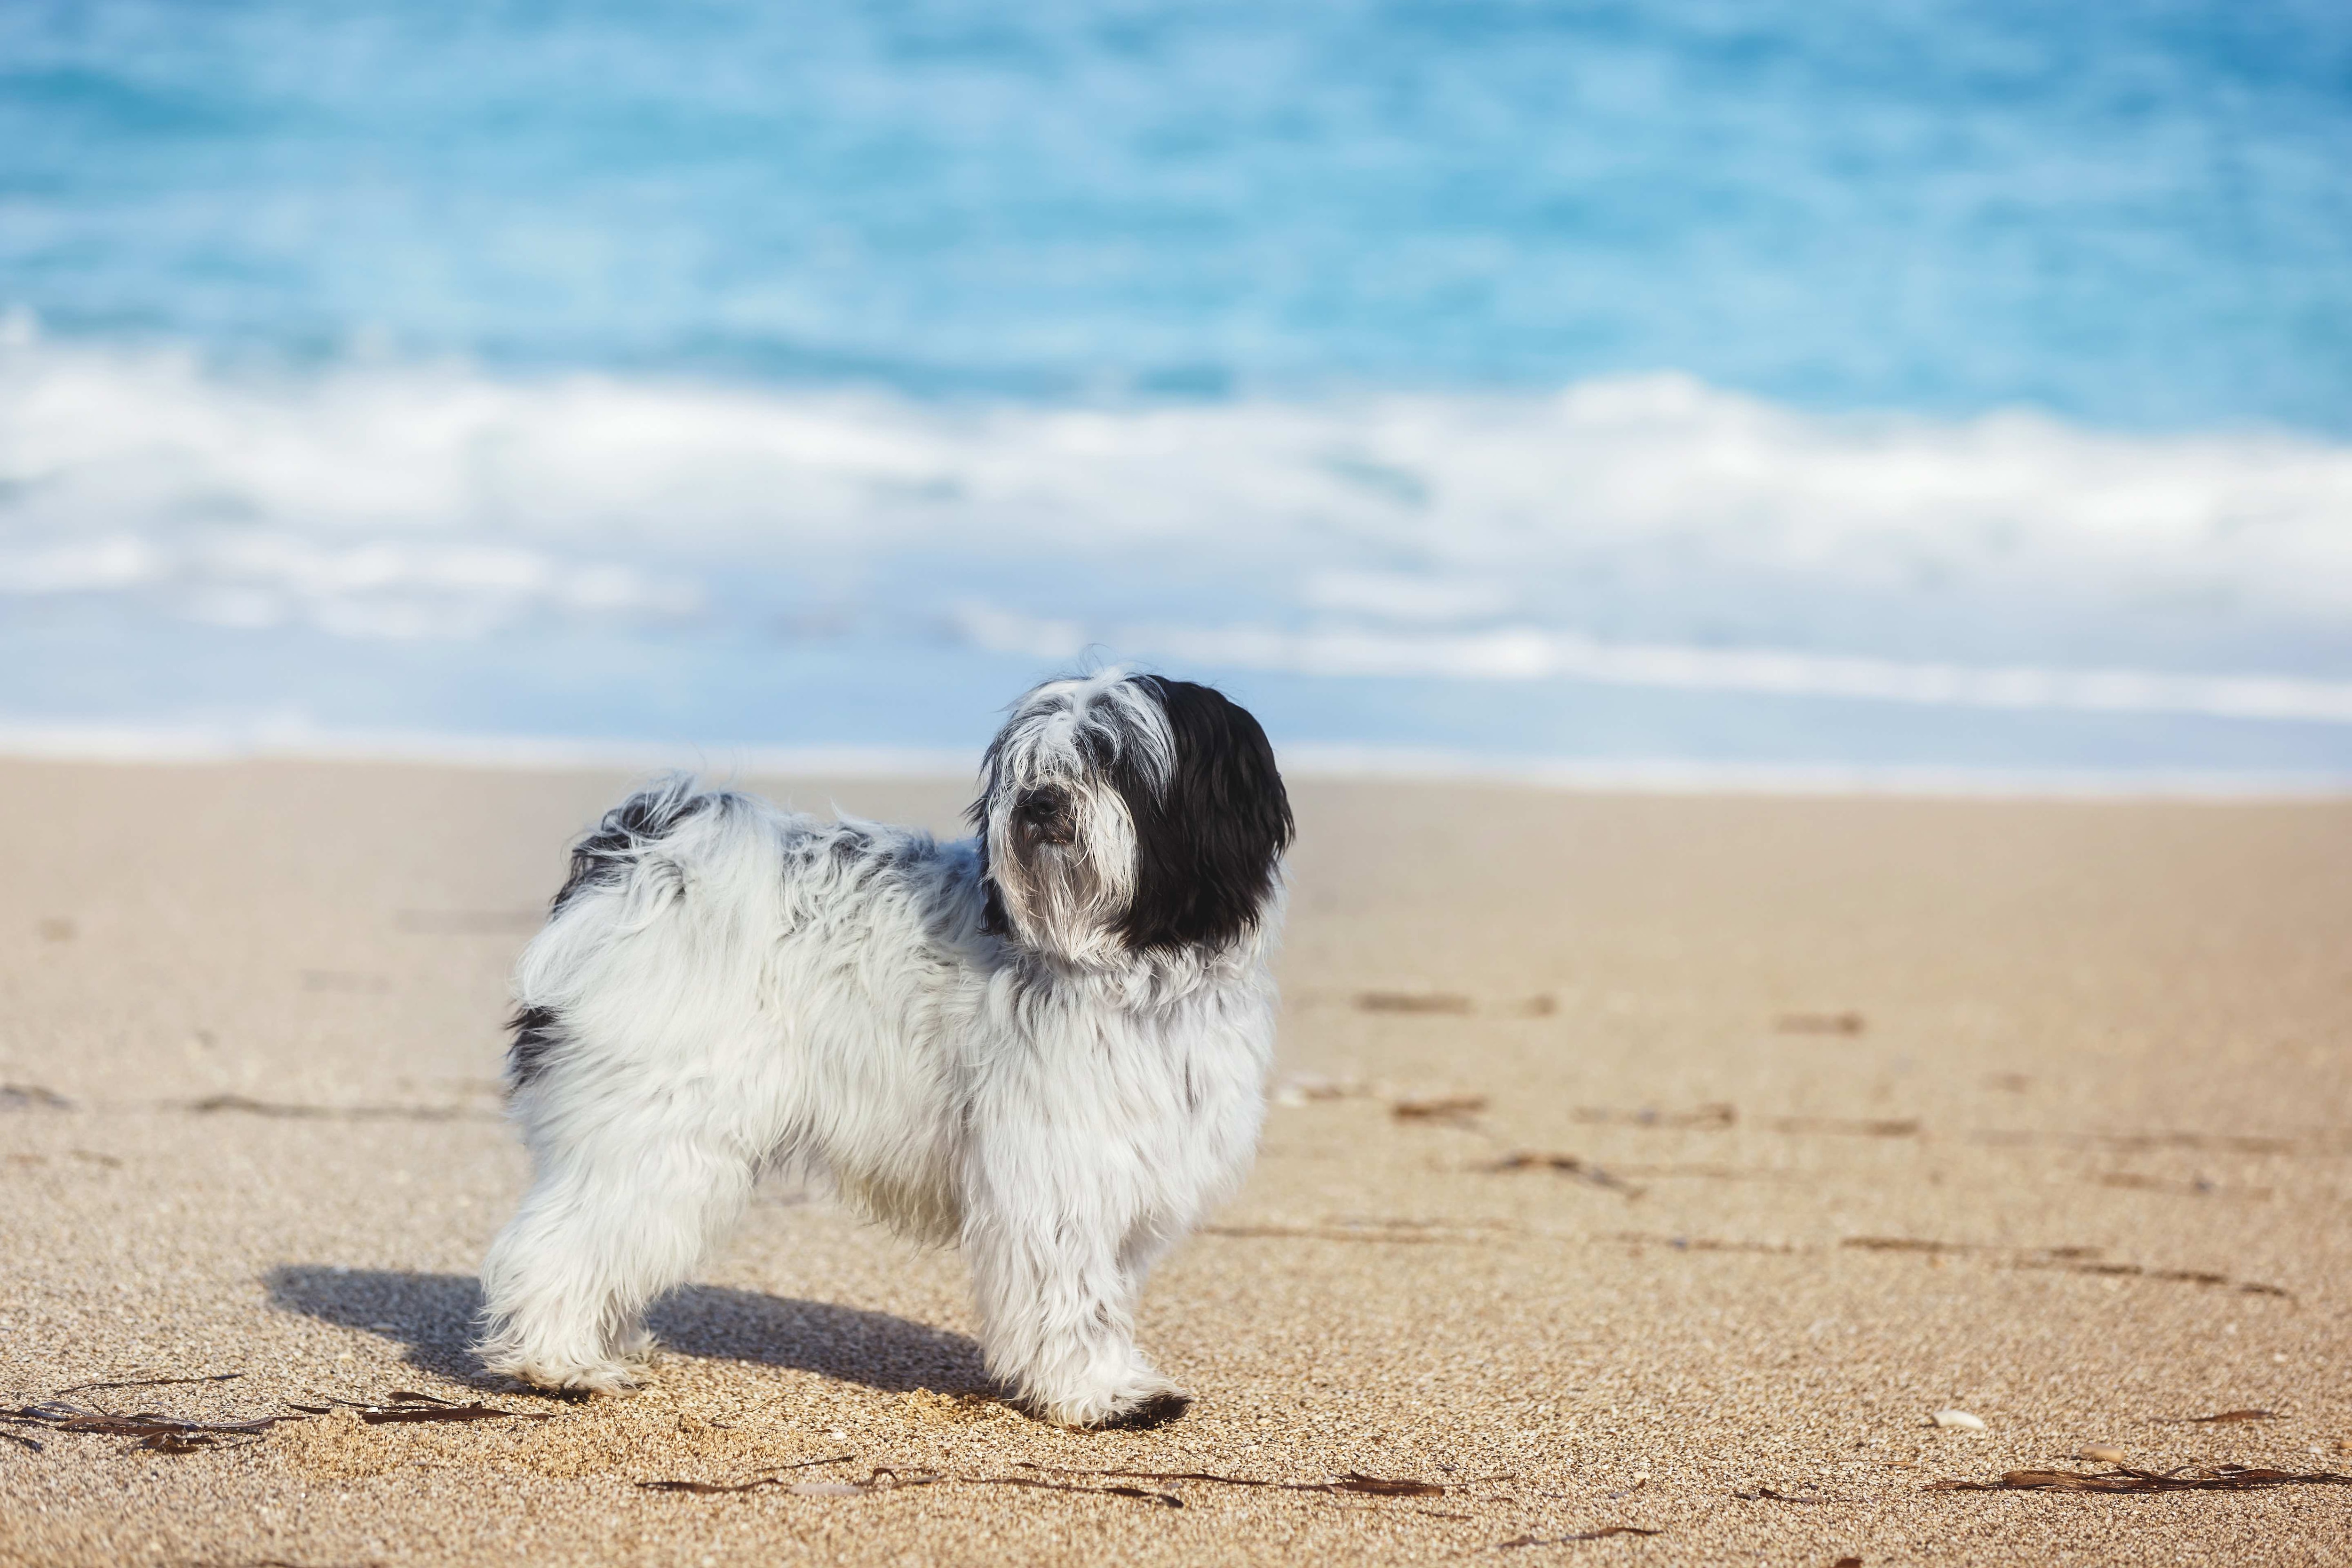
2,757 -> 2347,1566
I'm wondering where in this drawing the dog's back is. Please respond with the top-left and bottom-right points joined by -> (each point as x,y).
505,777 -> 988,1226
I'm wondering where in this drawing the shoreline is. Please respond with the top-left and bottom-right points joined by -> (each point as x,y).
0,723 -> 2345,801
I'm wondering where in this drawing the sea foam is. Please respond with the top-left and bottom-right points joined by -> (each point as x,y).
2,337 -> 2349,761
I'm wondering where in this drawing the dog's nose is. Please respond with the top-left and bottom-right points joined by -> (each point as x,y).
1016,788 -> 1075,845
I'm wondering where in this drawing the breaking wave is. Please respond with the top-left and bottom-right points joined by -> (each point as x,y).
2,334 -> 2348,774
955,609 -> 2352,725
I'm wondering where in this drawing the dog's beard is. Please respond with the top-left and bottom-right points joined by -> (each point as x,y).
985,772 -> 1140,967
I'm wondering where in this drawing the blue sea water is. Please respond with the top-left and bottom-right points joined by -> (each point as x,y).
2,0 -> 2350,782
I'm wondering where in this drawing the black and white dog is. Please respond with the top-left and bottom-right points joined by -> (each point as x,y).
475,672 -> 1292,1428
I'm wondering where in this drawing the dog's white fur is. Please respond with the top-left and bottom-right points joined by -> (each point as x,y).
474,672 -> 1287,1427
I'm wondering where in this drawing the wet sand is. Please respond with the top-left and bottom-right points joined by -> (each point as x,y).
2,759 -> 2348,1565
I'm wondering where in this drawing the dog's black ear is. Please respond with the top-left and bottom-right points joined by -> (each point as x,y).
1117,677 -> 1293,953
966,751 -> 1011,938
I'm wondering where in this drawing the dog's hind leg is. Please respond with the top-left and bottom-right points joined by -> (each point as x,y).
476,782 -> 787,1393
475,1068 -> 761,1393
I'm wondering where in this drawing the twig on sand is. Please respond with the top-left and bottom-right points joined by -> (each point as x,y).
52,1373 -> 244,1397
1483,1152 -> 1644,1197
642,1465 -> 1184,1507
636,1454 -> 861,1494
1930,1465 -> 2352,1494
2,1383 -> 549,1452
1017,1461 -> 1449,1498
962,1474 -> 1183,1507
1493,1526 -> 1661,1546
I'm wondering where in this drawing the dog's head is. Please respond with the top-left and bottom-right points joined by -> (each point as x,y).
971,671 -> 1293,967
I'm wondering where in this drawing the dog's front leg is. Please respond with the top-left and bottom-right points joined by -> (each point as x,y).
960,1136 -> 1190,1430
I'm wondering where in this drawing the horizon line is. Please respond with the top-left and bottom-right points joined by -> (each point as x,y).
0,720 -> 2344,802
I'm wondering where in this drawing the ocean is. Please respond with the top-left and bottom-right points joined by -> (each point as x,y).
4,0 -> 2349,786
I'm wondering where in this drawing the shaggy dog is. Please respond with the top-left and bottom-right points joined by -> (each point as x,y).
475,671 -> 1292,1428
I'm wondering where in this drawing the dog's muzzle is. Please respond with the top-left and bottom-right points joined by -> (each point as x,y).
1013,785 -> 1077,849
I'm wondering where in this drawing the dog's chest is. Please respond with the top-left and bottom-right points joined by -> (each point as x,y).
975,971 -> 1271,1131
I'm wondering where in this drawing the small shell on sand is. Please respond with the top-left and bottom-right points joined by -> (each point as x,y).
2077,1445 -> 2128,1464
1931,1409 -> 1987,1431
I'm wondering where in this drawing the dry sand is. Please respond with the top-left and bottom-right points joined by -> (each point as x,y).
1,759 -> 2348,1566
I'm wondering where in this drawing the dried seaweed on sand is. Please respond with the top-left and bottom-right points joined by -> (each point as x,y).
1356,992 -> 1474,1015
1391,1095 -> 1489,1123
636,1456 -> 863,1495
1484,1152 -> 1644,1196
348,1391 -> 556,1425
0,1401 -> 291,1452
643,1464 -> 1183,1507
1931,1465 -> 2352,1494
1018,1462 -> 1447,1498
2,1384 -> 548,1453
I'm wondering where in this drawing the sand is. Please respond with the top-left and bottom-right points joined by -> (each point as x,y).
1,758 -> 2348,1566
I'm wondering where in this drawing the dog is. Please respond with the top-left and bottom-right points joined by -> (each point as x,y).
474,671 -> 1292,1428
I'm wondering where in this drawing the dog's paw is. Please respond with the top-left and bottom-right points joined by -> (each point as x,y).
1096,1390 -> 1193,1431
1030,1377 -> 1193,1431
479,1350 -> 650,1396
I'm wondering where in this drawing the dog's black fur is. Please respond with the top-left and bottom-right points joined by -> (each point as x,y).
1112,677 -> 1292,952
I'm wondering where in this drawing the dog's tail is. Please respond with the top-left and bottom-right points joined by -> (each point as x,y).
505,775 -> 780,1092
549,773 -> 715,919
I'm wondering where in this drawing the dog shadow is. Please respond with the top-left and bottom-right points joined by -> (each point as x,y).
264,1266 -> 990,1394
